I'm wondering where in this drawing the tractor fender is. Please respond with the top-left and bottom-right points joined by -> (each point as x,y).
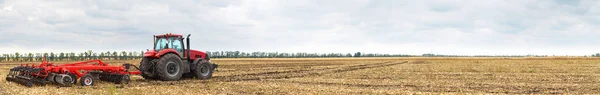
143,50 -> 158,58
156,49 -> 181,58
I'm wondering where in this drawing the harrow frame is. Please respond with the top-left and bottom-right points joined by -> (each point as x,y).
6,59 -> 141,87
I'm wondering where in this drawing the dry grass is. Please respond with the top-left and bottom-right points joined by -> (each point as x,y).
0,57 -> 599,94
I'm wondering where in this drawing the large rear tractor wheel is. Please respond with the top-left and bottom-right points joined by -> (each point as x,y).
192,61 -> 214,79
140,57 -> 157,80
155,54 -> 183,81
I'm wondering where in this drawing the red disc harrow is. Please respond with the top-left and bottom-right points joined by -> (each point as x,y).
6,59 -> 141,87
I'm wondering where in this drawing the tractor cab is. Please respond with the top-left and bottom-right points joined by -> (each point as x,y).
154,34 -> 185,56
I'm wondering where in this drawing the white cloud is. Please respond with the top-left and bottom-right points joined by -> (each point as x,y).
0,0 -> 599,55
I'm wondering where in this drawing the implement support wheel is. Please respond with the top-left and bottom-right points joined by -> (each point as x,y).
80,74 -> 95,86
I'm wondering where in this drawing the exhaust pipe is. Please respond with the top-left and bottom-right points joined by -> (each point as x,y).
187,34 -> 191,60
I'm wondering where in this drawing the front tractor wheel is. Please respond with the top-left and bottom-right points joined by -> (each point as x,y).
193,61 -> 214,79
155,54 -> 183,81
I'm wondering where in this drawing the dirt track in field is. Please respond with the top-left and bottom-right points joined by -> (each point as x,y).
128,61 -> 407,87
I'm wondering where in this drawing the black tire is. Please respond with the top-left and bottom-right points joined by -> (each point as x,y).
47,73 -> 56,83
140,58 -> 157,80
68,73 -> 77,85
119,75 -> 130,84
192,61 -> 213,79
80,74 -> 94,86
155,54 -> 183,81
55,74 -> 74,87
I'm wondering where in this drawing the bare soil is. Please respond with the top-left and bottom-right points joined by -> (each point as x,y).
0,57 -> 599,94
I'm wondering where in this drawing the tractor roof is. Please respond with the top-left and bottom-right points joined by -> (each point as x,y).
155,33 -> 183,38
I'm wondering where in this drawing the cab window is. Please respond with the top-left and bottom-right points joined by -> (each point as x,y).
170,37 -> 184,55
155,38 -> 167,51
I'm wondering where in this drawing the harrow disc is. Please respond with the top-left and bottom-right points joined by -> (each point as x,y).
47,73 -> 57,83
7,76 -> 33,87
54,74 -> 74,86
99,73 -> 131,84
6,66 -> 47,87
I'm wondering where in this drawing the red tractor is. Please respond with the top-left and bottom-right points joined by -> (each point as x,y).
140,33 -> 217,81
5,33 -> 217,87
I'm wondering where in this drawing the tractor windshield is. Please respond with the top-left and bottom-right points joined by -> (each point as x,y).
154,37 -> 184,54
155,38 -> 168,51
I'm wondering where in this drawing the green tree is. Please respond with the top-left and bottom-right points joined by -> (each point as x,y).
14,52 -> 20,62
28,53 -> 33,61
0,54 -> 4,62
83,52 -> 88,60
70,52 -> 76,60
5,54 -> 9,62
99,53 -> 105,60
86,50 -> 93,60
112,51 -> 118,60
354,52 -> 361,57
105,51 -> 111,60
79,52 -> 88,60
121,51 -> 127,60
49,52 -> 55,61
234,51 -> 240,58
43,53 -> 49,60
133,51 -> 139,59
59,52 -> 65,61
94,53 -> 98,59
128,52 -> 133,60
35,53 -> 41,61
7,54 -> 11,61
71,52 -> 75,60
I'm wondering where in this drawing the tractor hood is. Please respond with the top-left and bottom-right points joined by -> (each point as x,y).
189,50 -> 207,60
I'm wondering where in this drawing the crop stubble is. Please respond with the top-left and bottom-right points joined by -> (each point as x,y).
1,58 -> 600,94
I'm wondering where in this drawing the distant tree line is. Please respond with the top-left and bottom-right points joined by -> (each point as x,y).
0,51 -> 417,62
4,50 -> 590,62
591,53 -> 600,57
0,50 -> 145,62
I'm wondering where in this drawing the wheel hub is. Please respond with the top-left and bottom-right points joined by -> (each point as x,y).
200,64 -> 210,76
166,61 -> 179,77
84,77 -> 92,85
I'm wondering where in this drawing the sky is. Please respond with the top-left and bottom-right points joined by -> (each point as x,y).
0,0 -> 599,55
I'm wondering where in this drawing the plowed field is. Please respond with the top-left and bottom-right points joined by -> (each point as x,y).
1,57 -> 600,94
